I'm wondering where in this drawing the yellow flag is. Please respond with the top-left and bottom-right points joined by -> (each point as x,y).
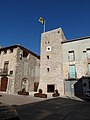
39,17 -> 44,24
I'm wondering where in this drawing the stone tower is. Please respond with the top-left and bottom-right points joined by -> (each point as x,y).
38,28 -> 66,95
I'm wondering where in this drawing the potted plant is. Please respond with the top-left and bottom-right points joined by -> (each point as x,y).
39,89 -> 42,93
34,89 -> 47,98
52,89 -> 60,97
18,88 -> 29,95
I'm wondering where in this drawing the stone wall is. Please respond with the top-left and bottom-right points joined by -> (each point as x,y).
14,47 -> 40,93
38,28 -> 66,95
0,46 -> 40,94
0,48 -> 18,93
62,38 -> 90,79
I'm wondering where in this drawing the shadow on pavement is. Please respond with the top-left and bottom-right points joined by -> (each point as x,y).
0,103 -> 20,120
13,97 -> 90,120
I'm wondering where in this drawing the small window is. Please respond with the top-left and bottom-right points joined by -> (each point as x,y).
23,51 -> 28,58
48,48 -> 50,50
68,51 -> 75,61
83,50 -> 86,53
69,65 -> 76,78
47,68 -> 49,72
10,48 -> 13,53
46,46 -> 51,51
4,61 -> 9,70
3,50 -> 7,54
10,70 -> 13,75
47,56 -> 49,59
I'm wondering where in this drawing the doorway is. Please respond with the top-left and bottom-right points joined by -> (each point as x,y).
65,80 -> 77,96
47,85 -> 55,92
34,82 -> 39,92
0,77 -> 8,91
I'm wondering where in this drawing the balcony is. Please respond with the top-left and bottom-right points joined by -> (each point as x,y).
0,69 -> 8,76
68,72 -> 77,79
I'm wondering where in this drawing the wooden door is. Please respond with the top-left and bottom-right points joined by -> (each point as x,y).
0,77 -> 8,91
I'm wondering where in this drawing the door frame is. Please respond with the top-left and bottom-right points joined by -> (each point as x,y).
0,77 -> 8,91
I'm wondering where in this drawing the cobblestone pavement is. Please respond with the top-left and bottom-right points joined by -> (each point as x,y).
0,92 -> 90,120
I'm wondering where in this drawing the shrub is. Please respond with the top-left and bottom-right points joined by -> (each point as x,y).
22,88 -> 25,92
55,89 -> 58,94
39,89 -> 42,93
52,89 -> 60,97
18,88 -> 29,96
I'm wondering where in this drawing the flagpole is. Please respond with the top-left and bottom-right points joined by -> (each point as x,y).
43,20 -> 45,32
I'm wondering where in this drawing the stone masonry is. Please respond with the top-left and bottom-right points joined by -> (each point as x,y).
38,28 -> 66,95
0,45 -> 40,94
62,38 -> 90,79
0,28 -> 90,96
39,28 -> 90,96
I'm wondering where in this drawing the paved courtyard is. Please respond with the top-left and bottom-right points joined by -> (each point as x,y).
0,92 -> 90,120
0,92 -> 46,105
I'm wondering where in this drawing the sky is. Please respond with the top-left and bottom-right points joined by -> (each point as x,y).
0,0 -> 90,55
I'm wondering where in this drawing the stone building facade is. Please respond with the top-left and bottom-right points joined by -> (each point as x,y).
62,36 -> 90,96
38,28 -> 66,96
0,28 -> 90,96
0,45 -> 40,94
39,28 -> 90,96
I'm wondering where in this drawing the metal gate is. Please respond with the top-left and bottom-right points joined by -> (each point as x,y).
65,80 -> 77,96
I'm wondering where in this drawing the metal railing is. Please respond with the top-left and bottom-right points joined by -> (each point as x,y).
68,72 -> 77,79
0,68 -> 8,76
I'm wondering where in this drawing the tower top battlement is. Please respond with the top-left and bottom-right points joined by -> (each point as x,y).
41,28 -> 67,42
